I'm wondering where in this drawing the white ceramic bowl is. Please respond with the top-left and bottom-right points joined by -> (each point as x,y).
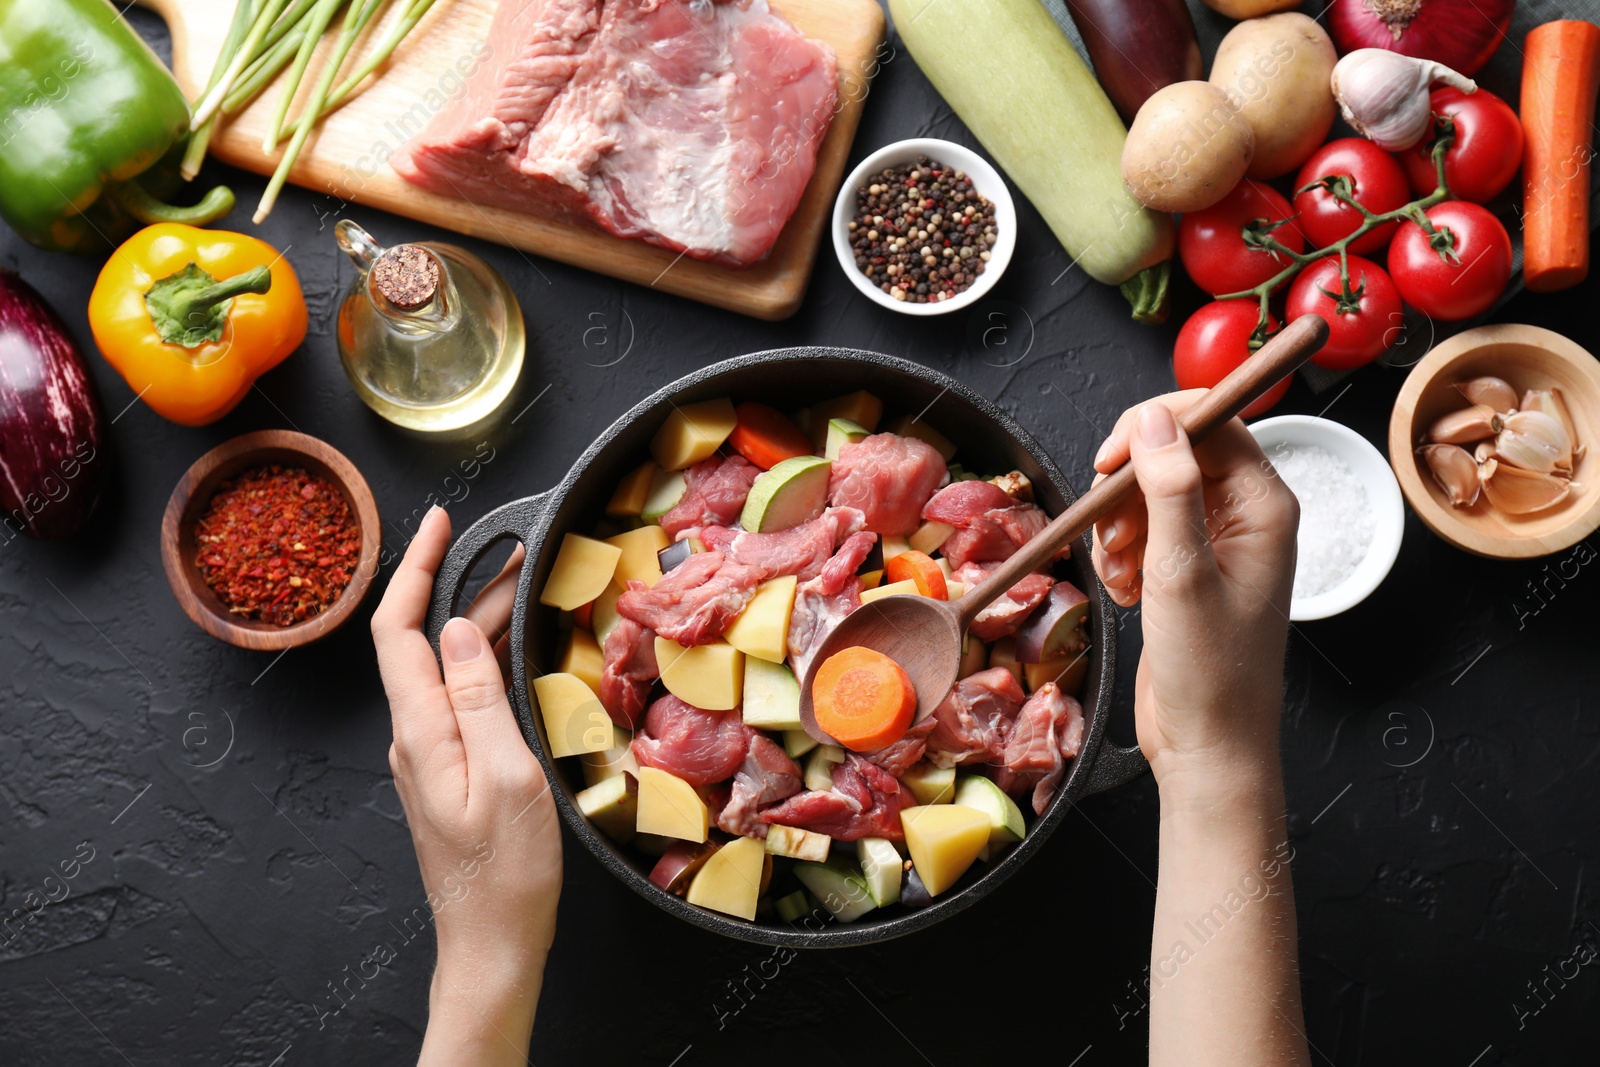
1250,415 -> 1405,622
831,138 -> 1016,316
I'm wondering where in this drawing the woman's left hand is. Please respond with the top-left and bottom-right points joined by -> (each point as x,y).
371,506 -> 561,1064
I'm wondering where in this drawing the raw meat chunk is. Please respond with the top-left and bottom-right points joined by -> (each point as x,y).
597,616 -> 659,728
923,481 -> 1049,568
717,733 -> 803,837
761,754 -> 912,841
786,530 -> 876,682
828,433 -> 947,536
954,560 -> 1054,643
395,0 -> 839,267
631,694 -> 751,786
661,453 -> 758,539
924,666 -> 1027,768
995,683 -> 1085,815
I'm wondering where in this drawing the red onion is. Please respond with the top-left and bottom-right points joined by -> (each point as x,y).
1327,0 -> 1515,77
0,270 -> 107,540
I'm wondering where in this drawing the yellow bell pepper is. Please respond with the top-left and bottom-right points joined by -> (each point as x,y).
88,223 -> 307,426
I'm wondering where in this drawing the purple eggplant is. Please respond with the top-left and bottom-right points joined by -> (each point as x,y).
1064,0 -> 1203,126
0,270 -> 106,539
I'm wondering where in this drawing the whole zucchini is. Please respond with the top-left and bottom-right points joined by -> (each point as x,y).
890,0 -> 1175,321
1065,0 -> 1203,125
0,270 -> 106,539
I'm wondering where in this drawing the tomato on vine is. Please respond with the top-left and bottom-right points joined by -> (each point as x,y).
1396,88 -> 1524,204
1178,180 -> 1307,296
1285,255 -> 1402,371
1388,201 -> 1512,321
1173,301 -> 1289,418
1293,138 -> 1410,254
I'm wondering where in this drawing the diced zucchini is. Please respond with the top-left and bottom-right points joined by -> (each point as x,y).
824,417 -> 871,461
909,520 -> 954,556
793,861 -> 878,922
803,746 -> 841,792
784,728 -> 820,760
742,657 -> 803,731
765,824 -> 832,862
774,889 -> 814,923
858,837 -> 903,906
640,468 -> 688,522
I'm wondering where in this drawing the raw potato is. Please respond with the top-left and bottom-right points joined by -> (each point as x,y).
654,637 -> 744,711
1209,13 -> 1337,180
1122,82 -> 1254,213
636,766 -> 710,842
531,673 -> 613,759
1200,0 -> 1299,17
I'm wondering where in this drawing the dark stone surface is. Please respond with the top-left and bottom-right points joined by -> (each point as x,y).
3,6 -> 1598,1066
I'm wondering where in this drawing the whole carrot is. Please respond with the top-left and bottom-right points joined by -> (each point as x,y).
1521,20 -> 1600,292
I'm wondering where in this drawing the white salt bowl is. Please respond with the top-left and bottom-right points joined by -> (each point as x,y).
832,137 -> 1017,316
1250,415 -> 1405,622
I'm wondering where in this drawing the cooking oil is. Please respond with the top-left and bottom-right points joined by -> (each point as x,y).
334,219 -> 524,432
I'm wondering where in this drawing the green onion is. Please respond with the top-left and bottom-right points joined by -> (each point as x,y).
182,0 -> 260,179
262,0 -> 347,153
295,0 -> 440,129
191,0 -> 296,128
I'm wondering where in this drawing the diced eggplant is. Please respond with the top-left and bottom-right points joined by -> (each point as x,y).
900,867 -> 934,910
649,840 -> 722,894
657,538 -> 695,574
1014,582 -> 1090,664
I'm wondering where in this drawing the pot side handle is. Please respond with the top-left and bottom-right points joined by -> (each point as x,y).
1082,738 -> 1148,797
425,493 -> 549,655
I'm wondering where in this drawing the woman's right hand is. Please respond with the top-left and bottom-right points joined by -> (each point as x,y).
1088,394 -> 1300,790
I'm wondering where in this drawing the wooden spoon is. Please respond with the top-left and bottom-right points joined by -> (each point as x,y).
797,314 -> 1330,746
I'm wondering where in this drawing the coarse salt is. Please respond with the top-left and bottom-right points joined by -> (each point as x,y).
1270,443 -> 1374,600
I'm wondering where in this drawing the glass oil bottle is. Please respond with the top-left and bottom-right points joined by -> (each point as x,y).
334,220 -> 525,432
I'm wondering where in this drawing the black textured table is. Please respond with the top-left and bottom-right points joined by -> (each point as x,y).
3,8 -> 1598,1066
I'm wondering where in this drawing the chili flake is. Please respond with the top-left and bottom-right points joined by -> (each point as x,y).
193,465 -> 361,627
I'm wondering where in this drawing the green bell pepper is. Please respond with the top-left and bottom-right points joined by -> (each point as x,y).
0,0 -> 234,253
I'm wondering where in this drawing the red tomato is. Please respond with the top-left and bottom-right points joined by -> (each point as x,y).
1173,301 -> 1288,418
1396,87 -> 1524,204
1293,138 -> 1410,254
1178,180 -> 1307,296
1285,255 -> 1403,371
1387,201 -> 1512,321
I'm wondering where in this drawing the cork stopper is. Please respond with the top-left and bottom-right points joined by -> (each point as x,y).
371,245 -> 439,310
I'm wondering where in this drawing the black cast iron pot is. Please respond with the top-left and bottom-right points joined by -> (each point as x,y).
426,347 -> 1146,947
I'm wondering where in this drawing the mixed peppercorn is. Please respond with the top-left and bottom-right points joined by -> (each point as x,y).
848,156 -> 998,304
194,465 -> 360,627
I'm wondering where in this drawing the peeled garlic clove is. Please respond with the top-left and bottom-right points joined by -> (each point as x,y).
1330,49 -> 1477,152
1427,404 -> 1503,444
1418,444 -> 1481,507
1481,462 -> 1572,515
1459,376 -> 1519,414
1494,409 -> 1573,473
1520,388 -> 1582,459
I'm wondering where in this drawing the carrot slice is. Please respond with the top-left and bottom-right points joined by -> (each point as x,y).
812,646 -> 917,751
727,402 -> 813,470
885,549 -> 948,599
1521,20 -> 1600,291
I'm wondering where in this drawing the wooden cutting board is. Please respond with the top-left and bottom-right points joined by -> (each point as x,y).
139,0 -> 885,320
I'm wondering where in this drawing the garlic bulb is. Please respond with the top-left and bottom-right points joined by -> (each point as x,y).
1331,49 -> 1477,151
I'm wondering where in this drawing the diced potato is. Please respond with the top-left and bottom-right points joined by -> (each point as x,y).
886,414 -> 957,462
591,582 -> 624,646
532,673 -> 613,758
606,525 -> 670,587
818,744 -> 847,764
946,581 -> 966,598
576,771 -> 638,844
860,578 -> 919,604
579,727 -> 639,787
783,728 -> 819,759
685,836 -> 765,920
803,390 -> 884,448
559,628 -> 604,693
764,824 -> 831,862
742,657 -> 803,731
881,535 -> 912,561
539,534 -> 622,611
636,767 -> 709,843
901,762 -> 956,805
900,804 -> 991,896
958,634 -> 987,678
651,398 -> 738,471
654,637 -> 743,711
990,637 -> 1024,686
803,746 -> 840,792
1026,652 -> 1089,695
723,575 -> 797,663
607,461 -> 658,516
858,569 -> 883,591
909,520 -> 954,556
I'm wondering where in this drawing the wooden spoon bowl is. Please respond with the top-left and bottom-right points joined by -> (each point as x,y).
161,430 -> 382,650
1388,324 -> 1600,559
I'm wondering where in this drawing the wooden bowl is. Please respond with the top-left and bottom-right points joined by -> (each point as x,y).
161,430 -> 381,649
1389,324 -> 1600,559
